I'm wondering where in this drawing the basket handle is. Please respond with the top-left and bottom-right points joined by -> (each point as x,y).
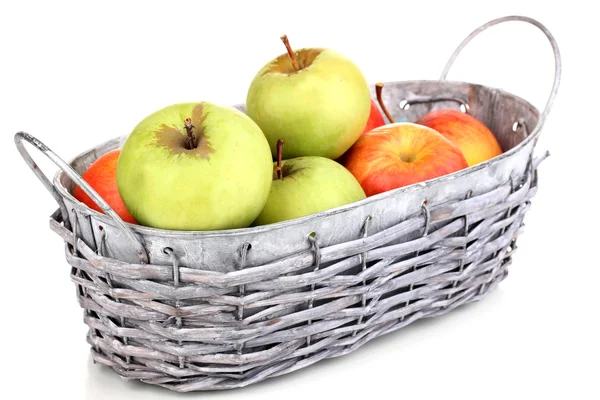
440,15 -> 562,137
14,131 -> 149,264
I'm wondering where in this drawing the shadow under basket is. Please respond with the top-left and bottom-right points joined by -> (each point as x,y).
14,15 -> 561,392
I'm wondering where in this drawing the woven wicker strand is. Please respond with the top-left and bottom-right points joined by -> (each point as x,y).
42,153 -> 544,391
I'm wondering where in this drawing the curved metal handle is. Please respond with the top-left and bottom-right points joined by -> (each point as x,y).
440,15 -> 562,137
14,131 -> 149,264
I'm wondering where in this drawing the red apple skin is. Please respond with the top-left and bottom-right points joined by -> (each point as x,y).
415,109 -> 502,167
364,99 -> 386,134
73,149 -> 137,224
343,122 -> 468,197
336,99 -> 386,164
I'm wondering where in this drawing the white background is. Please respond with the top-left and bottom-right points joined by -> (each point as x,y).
1,1 -> 598,399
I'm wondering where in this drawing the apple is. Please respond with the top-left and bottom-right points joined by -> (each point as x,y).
116,102 -> 273,231
375,82 -> 396,124
364,98 -> 386,134
415,109 -> 503,166
245,35 -> 371,160
73,149 -> 137,224
336,99 -> 386,164
343,123 -> 468,197
253,140 -> 366,225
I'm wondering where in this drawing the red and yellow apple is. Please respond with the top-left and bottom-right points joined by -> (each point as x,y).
336,99 -> 386,164
343,122 -> 468,196
364,99 -> 386,134
73,149 -> 137,224
415,109 -> 502,166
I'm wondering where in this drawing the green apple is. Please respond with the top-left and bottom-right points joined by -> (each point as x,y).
253,141 -> 366,225
245,35 -> 371,160
116,102 -> 273,231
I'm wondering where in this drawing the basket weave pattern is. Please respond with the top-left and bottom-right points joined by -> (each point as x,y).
49,159 -> 540,392
13,15 -> 560,393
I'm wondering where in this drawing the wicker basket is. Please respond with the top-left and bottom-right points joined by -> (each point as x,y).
15,16 -> 560,392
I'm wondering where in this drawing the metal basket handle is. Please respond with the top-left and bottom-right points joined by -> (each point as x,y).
440,15 -> 562,137
14,131 -> 149,264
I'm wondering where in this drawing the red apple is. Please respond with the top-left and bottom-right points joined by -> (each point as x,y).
415,109 -> 502,167
336,99 -> 385,164
343,122 -> 468,196
73,149 -> 137,224
364,98 -> 386,134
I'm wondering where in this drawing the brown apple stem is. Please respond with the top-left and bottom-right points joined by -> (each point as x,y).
184,118 -> 197,150
276,139 -> 284,179
375,83 -> 395,123
280,35 -> 300,71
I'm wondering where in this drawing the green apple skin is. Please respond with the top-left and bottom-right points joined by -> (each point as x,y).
116,102 -> 273,231
246,48 -> 371,160
253,156 -> 366,226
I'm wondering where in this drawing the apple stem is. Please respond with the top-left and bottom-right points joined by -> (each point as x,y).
184,118 -> 197,150
375,83 -> 395,123
276,139 -> 284,179
280,35 -> 300,72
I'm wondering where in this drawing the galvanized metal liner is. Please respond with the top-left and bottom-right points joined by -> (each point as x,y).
54,81 -> 539,272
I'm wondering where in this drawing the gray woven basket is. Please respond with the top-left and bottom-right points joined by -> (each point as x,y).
15,16 -> 560,392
